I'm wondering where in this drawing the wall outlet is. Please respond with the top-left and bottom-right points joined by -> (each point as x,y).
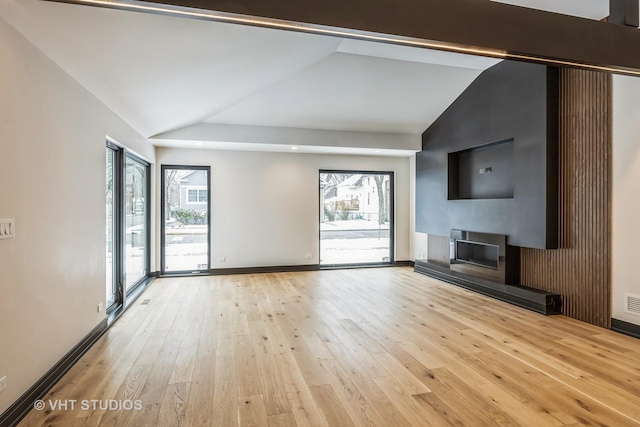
218,257 -> 226,262
0,219 -> 15,240
97,303 -> 104,313
305,254 -> 313,259
0,376 -> 7,393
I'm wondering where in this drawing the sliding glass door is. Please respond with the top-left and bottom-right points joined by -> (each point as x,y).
161,166 -> 210,274
125,155 -> 149,290
106,141 -> 150,314
106,145 -> 119,309
320,171 -> 394,266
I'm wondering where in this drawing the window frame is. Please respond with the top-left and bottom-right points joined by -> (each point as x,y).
319,169 -> 395,268
105,139 -> 152,318
160,165 -> 212,276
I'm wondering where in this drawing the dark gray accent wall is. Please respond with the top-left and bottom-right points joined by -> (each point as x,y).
416,60 -> 558,249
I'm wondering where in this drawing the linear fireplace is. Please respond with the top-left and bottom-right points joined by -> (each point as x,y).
415,230 -> 560,315
455,239 -> 499,270
450,229 -> 519,284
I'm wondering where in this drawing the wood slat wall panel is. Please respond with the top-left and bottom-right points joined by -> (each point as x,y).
521,68 -> 612,328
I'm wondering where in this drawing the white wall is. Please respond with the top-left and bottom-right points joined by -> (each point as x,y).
156,148 -> 411,269
0,16 -> 155,413
612,74 -> 640,326
408,153 -> 429,260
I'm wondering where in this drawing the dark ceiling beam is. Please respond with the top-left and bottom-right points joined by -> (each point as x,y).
46,0 -> 640,74
610,0 -> 640,27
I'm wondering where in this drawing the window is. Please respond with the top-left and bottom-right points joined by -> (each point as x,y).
125,155 -> 149,290
320,170 -> 394,266
106,146 -> 117,309
187,187 -> 207,204
162,167 -> 210,274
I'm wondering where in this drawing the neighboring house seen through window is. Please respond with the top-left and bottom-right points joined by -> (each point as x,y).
187,187 -> 207,204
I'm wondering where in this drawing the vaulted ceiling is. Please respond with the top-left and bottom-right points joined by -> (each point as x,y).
0,0 -> 612,155
491,0 -> 609,20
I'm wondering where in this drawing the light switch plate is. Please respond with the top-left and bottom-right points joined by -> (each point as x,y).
0,219 -> 15,240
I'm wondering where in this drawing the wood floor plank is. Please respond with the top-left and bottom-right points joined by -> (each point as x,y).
16,268 -> 640,427
258,299 -> 295,354
182,280 -> 218,427
545,384 -> 638,426
124,336 -> 181,427
267,412 -> 298,427
96,363 -> 154,427
70,415 -> 103,427
457,348 -> 576,425
377,339 -> 441,389
412,392 -> 474,427
474,382 -> 564,427
322,342 -> 412,426
216,300 -> 236,358
371,351 -> 430,395
168,341 -> 198,385
238,394 -> 268,427
156,382 -> 190,427
555,336 -> 636,367
288,339 -> 332,388
461,327 -> 592,382
424,367 -> 521,426
235,334 -> 263,398
248,320 -> 292,416
275,352 -> 328,426
338,319 -> 387,355
212,356 -> 239,427
314,357 -> 402,427
371,375 -> 440,427
309,385 -> 356,427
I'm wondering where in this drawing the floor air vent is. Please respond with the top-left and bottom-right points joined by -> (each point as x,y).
140,299 -> 151,306
625,294 -> 640,316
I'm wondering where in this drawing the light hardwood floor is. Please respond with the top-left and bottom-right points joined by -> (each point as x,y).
18,267 -> 640,426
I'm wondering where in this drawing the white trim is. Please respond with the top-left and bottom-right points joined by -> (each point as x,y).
106,135 -> 152,164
